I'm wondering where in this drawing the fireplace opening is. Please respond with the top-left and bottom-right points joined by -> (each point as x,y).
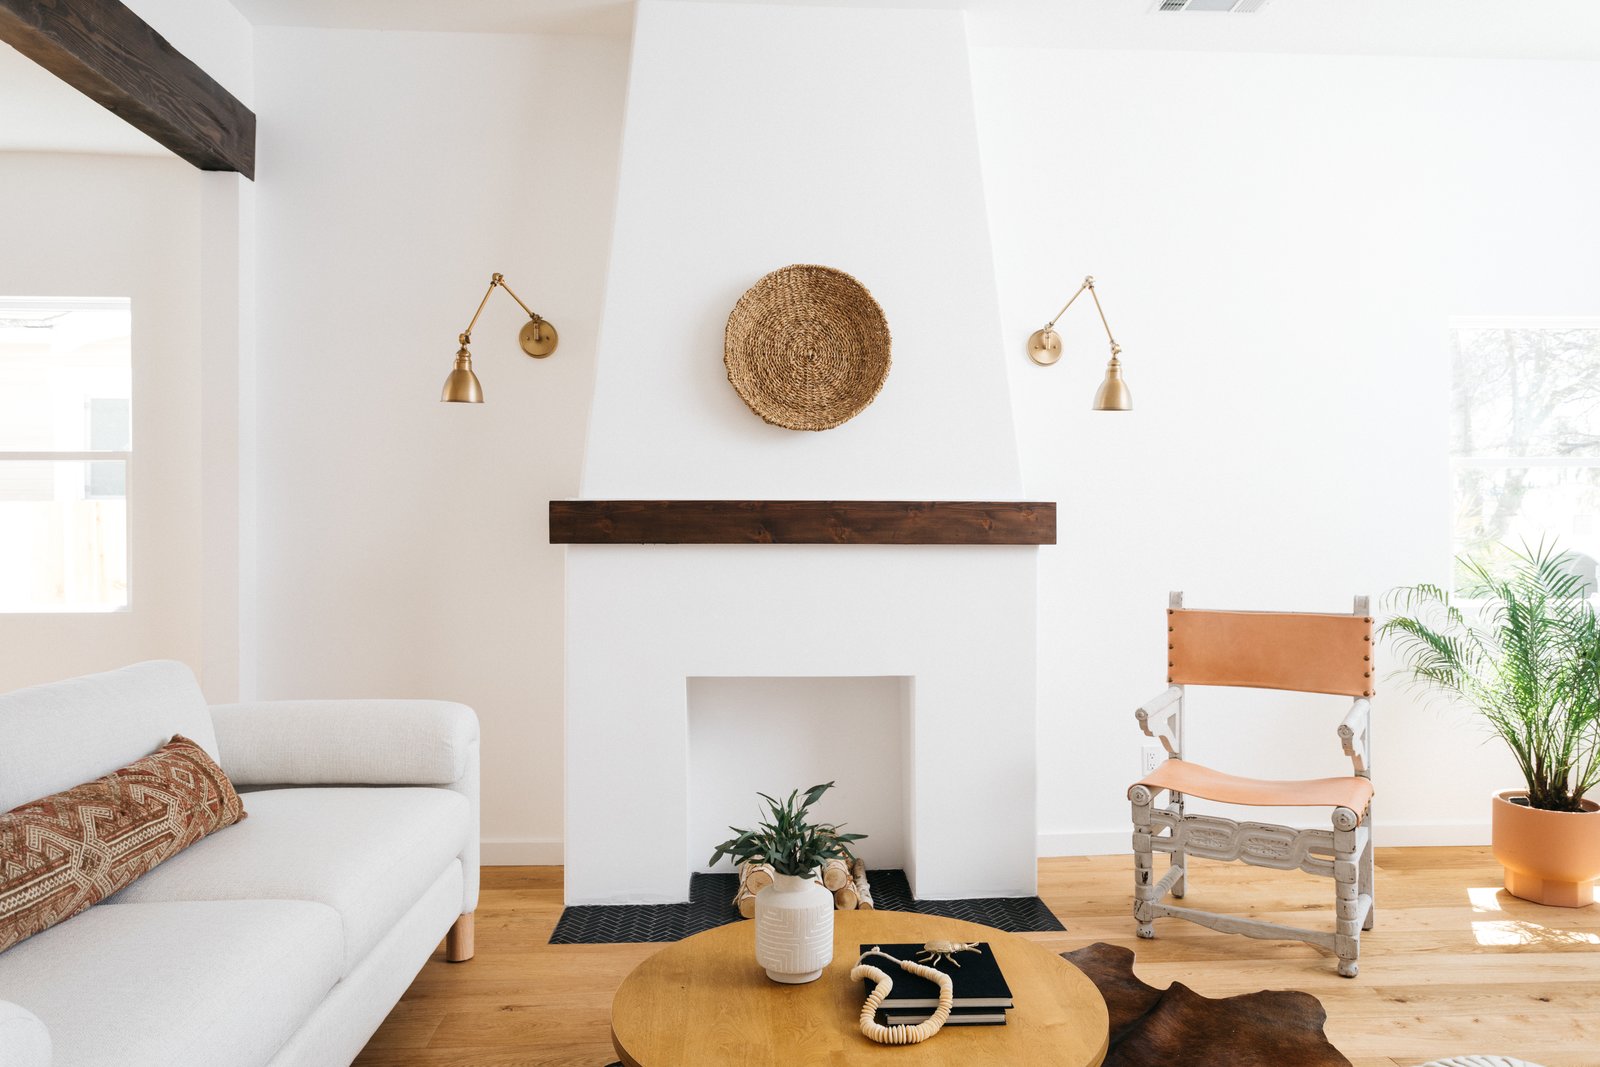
688,675 -> 913,882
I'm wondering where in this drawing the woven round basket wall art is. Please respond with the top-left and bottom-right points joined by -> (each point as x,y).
724,264 -> 892,431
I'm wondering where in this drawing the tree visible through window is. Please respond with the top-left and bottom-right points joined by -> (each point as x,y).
1452,321 -> 1600,590
0,298 -> 132,612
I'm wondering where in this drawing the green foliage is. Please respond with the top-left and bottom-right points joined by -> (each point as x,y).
707,781 -> 868,877
1382,541 -> 1600,812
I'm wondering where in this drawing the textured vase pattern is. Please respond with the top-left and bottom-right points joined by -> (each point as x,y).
754,872 -> 834,983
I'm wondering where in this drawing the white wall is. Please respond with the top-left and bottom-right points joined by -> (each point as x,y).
251,27 -> 628,863
0,154 -> 205,690
95,13 -> 1596,863
579,0 -> 1021,499
972,49 -> 1600,850
115,0 -> 258,703
0,2 -> 253,700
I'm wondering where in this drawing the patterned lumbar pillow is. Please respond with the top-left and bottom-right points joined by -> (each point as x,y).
0,734 -> 246,953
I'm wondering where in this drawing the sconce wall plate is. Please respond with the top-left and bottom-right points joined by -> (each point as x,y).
519,318 -> 559,358
1026,327 -> 1063,366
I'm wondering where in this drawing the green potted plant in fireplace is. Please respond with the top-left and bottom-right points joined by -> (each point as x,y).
709,781 -> 866,984
1383,542 -> 1600,906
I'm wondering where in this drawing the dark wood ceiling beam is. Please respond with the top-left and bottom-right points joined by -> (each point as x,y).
0,0 -> 255,178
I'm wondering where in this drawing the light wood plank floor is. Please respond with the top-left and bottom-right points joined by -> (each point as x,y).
354,847 -> 1600,1067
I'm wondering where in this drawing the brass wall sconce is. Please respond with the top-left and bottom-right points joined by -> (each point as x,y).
1026,275 -> 1132,411
440,273 -> 558,403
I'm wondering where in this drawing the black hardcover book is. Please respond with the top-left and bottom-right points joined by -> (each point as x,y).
857,943 -> 1014,1009
877,1006 -> 1008,1027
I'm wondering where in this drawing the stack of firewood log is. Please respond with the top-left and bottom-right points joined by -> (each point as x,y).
732,861 -> 772,918
733,857 -> 876,918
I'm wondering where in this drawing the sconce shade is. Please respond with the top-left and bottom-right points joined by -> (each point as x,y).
441,348 -> 484,404
1092,356 -> 1132,411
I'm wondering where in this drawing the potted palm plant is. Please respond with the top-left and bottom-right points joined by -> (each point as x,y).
1383,542 -> 1600,907
709,781 -> 866,983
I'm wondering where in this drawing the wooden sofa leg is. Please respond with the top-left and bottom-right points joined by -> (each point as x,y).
447,912 -> 476,962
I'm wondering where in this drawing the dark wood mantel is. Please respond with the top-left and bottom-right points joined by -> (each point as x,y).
548,500 -> 1056,545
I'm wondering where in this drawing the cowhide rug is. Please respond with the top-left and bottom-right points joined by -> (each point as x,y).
1062,942 -> 1351,1067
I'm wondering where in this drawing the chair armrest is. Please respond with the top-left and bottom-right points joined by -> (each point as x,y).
0,1000 -> 50,1067
1338,698 -> 1371,776
210,699 -> 478,787
1136,686 -> 1183,756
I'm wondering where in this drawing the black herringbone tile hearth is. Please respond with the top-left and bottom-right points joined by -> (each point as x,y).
549,868 -> 1063,944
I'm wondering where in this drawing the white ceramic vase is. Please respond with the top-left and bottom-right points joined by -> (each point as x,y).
753,871 -> 834,983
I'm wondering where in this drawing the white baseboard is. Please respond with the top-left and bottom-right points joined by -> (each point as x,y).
480,826 -> 1493,869
481,837 -> 563,866
1371,821 -> 1491,847
1038,821 -> 1490,857
1036,831 -> 1130,857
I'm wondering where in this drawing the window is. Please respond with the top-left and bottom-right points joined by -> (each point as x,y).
1451,319 -> 1600,589
0,298 -> 132,612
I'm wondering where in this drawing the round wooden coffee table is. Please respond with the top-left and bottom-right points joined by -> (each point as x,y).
611,910 -> 1109,1066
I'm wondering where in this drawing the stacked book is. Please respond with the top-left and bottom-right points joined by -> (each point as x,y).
859,943 -> 1014,1027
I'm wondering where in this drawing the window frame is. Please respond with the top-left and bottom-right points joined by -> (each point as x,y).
0,296 -> 134,614
1448,315 -> 1600,591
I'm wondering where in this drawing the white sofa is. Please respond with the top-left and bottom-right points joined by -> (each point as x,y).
0,661 -> 480,1067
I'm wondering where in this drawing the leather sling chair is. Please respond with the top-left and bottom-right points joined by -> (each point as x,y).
1128,592 -> 1375,977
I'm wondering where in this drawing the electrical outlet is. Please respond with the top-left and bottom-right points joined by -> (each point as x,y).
1140,741 -> 1166,776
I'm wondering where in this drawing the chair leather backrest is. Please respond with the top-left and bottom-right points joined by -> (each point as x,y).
1168,608 -> 1373,697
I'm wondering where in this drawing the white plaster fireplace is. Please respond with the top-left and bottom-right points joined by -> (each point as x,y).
561,0 -> 1043,906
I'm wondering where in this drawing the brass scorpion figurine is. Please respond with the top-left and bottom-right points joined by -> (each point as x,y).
917,940 -> 982,967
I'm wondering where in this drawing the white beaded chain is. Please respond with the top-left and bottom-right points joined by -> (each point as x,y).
850,946 -> 955,1045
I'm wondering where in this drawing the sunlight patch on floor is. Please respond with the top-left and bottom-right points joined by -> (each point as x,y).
1473,918 -> 1600,946
1467,886 -> 1504,912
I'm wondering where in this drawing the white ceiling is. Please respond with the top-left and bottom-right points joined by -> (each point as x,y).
228,0 -> 635,35
227,0 -> 1600,60
966,0 -> 1600,58
3,0 -> 1598,160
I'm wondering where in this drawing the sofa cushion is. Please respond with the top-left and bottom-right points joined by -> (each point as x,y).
0,734 -> 248,953
0,662 -> 219,813
0,999 -> 49,1067
106,786 -> 469,972
0,898 -> 342,1067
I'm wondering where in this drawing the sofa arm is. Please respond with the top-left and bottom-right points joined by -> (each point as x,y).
210,699 -> 481,914
0,1000 -> 50,1067
210,700 -> 477,787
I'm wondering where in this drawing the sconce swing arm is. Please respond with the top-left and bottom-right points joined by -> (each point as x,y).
1029,275 -> 1120,366
458,273 -> 553,354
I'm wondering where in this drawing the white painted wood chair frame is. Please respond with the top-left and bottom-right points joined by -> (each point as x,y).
1128,591 -> 1376,977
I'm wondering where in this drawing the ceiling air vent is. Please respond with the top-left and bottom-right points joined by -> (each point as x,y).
1154,0 -> 1272,11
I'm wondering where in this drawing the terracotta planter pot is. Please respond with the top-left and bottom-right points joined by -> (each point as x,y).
1490,790 -> 1600,908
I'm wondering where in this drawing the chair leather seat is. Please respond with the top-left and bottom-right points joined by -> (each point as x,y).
1135,759 -> 1373,820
